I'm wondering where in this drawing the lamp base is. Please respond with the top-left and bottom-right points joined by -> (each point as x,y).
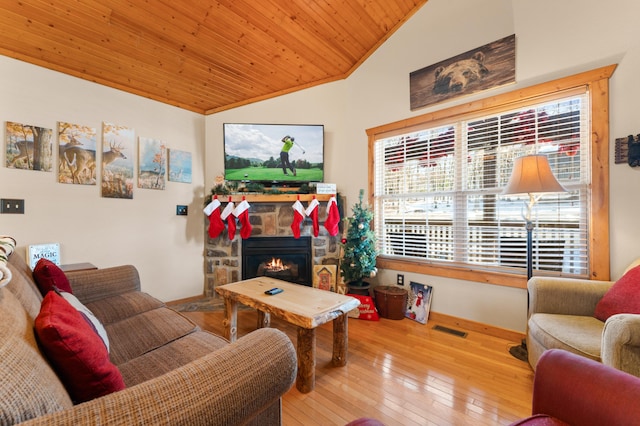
509,339 -> 528,362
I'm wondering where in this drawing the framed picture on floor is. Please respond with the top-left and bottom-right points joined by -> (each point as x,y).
405,281 -> 433,324
312,265 -> 336,292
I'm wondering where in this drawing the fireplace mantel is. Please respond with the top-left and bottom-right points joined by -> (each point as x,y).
219,193 -> 333,203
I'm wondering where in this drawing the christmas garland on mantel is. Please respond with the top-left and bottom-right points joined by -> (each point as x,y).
205,181 -> 316,206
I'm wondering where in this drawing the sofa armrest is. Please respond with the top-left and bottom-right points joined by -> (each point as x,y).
531,349 -> 640,425
19,328 -> 297,426
66,265 -> 142,304
528,276 -> 613,317
602,313 -> 640,377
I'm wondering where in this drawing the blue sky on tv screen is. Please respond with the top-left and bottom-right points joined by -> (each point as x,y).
224,123 -> 323,164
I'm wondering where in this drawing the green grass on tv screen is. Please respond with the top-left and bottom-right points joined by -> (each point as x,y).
225,167 -> 323,182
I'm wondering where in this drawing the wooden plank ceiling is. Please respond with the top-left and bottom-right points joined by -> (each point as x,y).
0,0 -> 427,114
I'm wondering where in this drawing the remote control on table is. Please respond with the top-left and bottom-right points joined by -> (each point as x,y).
264,287 -> 284,295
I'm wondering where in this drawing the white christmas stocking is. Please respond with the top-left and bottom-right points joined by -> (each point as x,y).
291,199 -> 306,238
305,197 -> 320,237
221,198 -> 236,240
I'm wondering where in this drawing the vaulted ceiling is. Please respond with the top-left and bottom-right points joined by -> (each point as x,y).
0,1 -> 427,114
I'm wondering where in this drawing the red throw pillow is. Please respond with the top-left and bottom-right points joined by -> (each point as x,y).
346,294 -> 380,321
34,291 -> 125,403
594,265 -> 640,321
32,258 -> 73,295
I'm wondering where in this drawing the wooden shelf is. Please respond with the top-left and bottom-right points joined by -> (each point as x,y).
218,193 -> 333,203
60,263 -> 97,272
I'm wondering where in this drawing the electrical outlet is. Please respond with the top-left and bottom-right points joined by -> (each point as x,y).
176,205 -> 188,216
1,198 -> 25,214
397,274 -> 404,286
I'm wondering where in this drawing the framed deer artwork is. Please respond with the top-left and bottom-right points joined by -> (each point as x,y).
102,122 -> 135,199
138,137 -> 166,190
5,121 -> 53,172
57,122 -> 97,185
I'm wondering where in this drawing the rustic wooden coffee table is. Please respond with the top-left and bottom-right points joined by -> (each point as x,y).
215,277 -> 360,393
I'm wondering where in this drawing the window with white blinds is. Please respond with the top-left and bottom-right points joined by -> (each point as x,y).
373,93 -> 590,278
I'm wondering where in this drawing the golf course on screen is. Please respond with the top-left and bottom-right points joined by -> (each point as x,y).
223,123 -> 324,183
225,166 -> 323,182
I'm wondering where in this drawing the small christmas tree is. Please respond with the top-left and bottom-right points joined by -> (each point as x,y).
340,189 -> 378,286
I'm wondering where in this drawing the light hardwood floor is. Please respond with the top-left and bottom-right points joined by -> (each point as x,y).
181,309 -> 534,425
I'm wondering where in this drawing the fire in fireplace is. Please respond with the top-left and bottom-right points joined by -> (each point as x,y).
257,257 -> 299,282
242,236 -> 312,286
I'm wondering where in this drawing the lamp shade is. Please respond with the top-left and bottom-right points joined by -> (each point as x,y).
502,155 -> 567,195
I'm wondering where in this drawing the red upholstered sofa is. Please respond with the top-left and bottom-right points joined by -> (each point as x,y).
511,349 -> 640,425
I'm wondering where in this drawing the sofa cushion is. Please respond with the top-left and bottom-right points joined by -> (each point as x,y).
106,306 -> 199,365
85,291 -> 165,325
528,313 -> 602,361
33,258 -> 73,295
118,330 -> 228,386
0,287 -> 72,423
35,291 -> 125,403
594,265 -> 640,321
6,256 -> 43,320
60,290 -> 110,352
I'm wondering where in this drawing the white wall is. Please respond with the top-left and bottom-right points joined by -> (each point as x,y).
208,0 -> 640,332
0,57 -> 206,302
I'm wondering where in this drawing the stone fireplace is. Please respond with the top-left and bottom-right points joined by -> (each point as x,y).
204,197 -> 342,297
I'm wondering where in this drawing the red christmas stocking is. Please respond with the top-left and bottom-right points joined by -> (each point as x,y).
203,197 -> 224,238
233,198 -> 253,239
291,199 -> 306,238
305,197 -> 320,237
324,196 -> 340,236
221,199 -> 236,240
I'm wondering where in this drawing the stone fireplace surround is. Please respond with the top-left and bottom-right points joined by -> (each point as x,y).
204,198 -> 342,297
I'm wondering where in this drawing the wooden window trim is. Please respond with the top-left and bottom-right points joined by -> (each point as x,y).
367,64 -> 616,289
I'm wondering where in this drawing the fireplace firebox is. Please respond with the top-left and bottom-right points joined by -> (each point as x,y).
241,236 -> 312,286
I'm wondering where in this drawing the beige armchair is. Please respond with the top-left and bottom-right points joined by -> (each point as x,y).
527,274 -> 640,377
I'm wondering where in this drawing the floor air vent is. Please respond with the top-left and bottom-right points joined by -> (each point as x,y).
433,325 -> 468,338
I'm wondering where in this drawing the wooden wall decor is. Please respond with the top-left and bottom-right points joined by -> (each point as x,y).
615,134 -> 640,167
410,34 -> 516,111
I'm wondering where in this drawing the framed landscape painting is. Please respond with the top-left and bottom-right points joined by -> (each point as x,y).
138,137 -> 166,190
168,149 -> 192,183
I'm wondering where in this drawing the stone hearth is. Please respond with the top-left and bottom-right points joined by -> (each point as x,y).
204,200 -> 342,297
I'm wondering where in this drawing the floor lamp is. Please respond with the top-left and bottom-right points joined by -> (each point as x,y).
502,154 -> 566,360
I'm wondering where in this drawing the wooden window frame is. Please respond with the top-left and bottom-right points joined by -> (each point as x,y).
367,65 -> 616,289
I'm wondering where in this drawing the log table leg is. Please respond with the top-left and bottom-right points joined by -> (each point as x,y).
332,313 -> 348,366
296,327 -> 316,393
222,297 -> 238,342
257,311 -> 271,329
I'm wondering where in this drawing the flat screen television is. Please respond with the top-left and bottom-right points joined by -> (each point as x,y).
223,123 -> 324,184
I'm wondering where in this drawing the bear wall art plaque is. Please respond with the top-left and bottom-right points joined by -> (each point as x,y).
410,34 -> 516,110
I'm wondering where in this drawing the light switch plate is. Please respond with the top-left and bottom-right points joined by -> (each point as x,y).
176,205 -> 188,216
1,199 -> 25,214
